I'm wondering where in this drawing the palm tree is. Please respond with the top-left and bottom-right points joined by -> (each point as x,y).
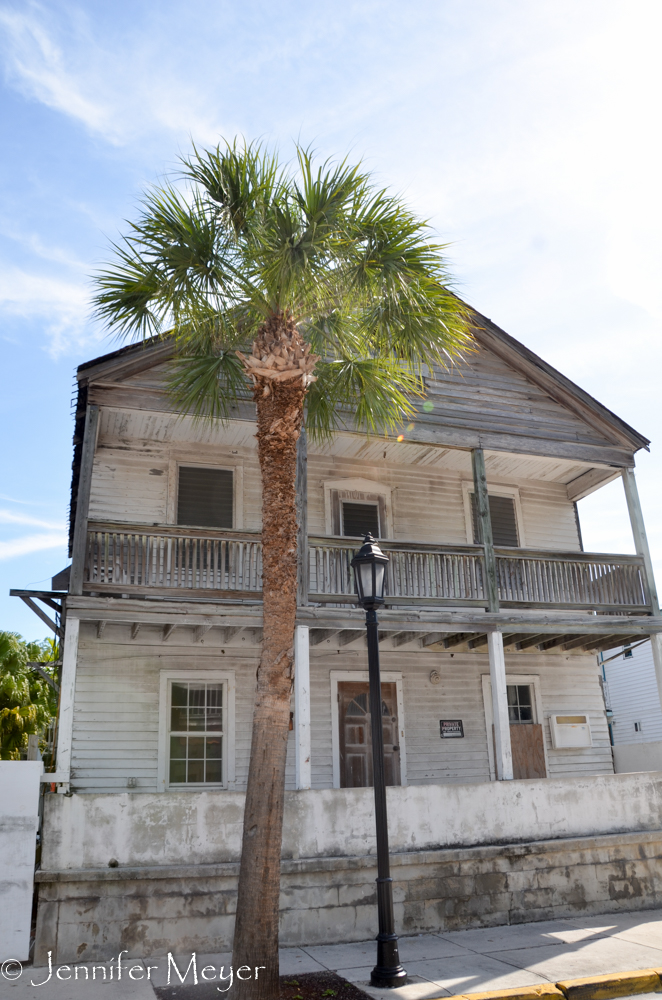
94,139 -> 471,999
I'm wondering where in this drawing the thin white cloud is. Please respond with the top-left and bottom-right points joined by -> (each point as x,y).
0,265 -> 101,356
0,532 -> 68,561
0,510 -> 65,530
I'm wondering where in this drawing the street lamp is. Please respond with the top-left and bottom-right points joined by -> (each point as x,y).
351,534 -> 407,989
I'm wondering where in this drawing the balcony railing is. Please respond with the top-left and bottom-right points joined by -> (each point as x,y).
84,522 -> 651,612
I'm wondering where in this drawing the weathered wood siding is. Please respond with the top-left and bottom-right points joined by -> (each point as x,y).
70,627 -> 612,793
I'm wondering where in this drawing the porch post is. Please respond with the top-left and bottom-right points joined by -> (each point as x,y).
472,448 -> 499,613
621,469 -> 662,712
296,428 -> 308,607
294,625 -> 311,789
70,404 -> 100,597
621,468 -> 660,615
487,631 -> 513,780
55,617 -> 80,790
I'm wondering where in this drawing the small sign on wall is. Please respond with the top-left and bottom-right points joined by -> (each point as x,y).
440,719 -> 464,738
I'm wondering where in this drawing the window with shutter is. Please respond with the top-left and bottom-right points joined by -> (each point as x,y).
471,493 -> 519,547
177,467 -> 233,529
342,502 -> 380,538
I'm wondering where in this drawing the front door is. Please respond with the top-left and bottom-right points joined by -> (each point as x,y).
338,681 -> 401,788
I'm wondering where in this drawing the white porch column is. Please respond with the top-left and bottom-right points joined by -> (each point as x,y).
294,625 -> 311,789
621,468 -> 660,615
55,617 -> 80,790
488,632 -> 513,780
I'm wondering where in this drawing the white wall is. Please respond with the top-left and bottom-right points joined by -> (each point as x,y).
603,641 -> 662,745
613,741 -> 662,773
42,770 -> 662,871
0,761 -> 43,961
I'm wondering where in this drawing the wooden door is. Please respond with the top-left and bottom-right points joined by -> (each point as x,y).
510,723 -> 546,778
492,723 -> 546,779
338,681 -> 401,788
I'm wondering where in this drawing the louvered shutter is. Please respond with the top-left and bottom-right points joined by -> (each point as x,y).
177,467 -> 233,529
471,493 -> 519,547
342,502 -> 380,538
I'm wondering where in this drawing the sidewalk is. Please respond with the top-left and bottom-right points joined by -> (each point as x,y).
5,908 -> 662,999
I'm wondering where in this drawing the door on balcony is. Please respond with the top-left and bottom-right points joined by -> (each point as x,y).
507,683 -> 546,779
338,681 -> 401,787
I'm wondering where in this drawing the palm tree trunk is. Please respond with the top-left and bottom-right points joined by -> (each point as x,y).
232,315 -> 308,1000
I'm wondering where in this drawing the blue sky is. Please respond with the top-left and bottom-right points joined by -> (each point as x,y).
2,0 -> 661,639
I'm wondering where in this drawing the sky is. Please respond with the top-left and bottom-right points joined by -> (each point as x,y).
1,0 -> 661,639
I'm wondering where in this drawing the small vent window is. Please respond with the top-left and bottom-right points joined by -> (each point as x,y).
177,467 -> 233,529
471,493 -> 519,547
342,502 -> 380,538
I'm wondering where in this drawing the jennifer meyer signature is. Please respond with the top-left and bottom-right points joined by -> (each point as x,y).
1,952 -> 266,989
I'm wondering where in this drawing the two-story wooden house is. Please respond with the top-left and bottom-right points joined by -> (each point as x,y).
20,304 -> 662,964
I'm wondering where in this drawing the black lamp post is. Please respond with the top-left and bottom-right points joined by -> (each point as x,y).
351,534 -> 407,989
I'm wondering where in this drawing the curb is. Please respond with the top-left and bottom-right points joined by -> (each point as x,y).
445,968 -> 662,1000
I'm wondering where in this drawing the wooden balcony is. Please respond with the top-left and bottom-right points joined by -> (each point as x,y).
83,522 -> 652,614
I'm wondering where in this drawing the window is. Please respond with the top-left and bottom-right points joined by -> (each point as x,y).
168,680 -> 224,785
507,684 -> 533,723
623,645 -> 633,659
177,467 -> 233,528
471,493 -> 519,547
342,502 -> 380,538
634,720 -> 644,732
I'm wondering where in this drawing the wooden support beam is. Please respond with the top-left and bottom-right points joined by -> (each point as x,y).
162,624 -> 177,641
20,596 -> 60,636
337,630 -> 362,646
622,468 -> 660,615
488,632 -> 513,780
39,595 -> 64,615
309,629 -> 341,646
515,633 -> 549,650
501,633 -> 532,648
130,623 -> 141,640
538,634 -> 574,651
391,631 -> 422,647
562,633 -> 615,652
27,662 -> 60,691
195,623 -> 214,643
582,632 -> 644,652
467,634 -> 489,650
96,621 -> 107,639
296,428 -> 308,608
443,632 -> 473,649
220,627 -> 242,643
70,404 -> 100,597
472,448 -> 499,613
422,632 -> 450,647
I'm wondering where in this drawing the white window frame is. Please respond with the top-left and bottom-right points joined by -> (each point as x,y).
167,459 -> 244,529
461,481 -> 526,547
158,669 -> 236,791
330,669 -> 407,788
323,478 -> 392,538
481,672 -> 547,781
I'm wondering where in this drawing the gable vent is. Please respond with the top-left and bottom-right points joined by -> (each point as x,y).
177,467 -> 233,529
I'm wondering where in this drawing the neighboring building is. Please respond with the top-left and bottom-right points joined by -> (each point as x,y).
14,304 -> 662,963
602,639 -> 662,771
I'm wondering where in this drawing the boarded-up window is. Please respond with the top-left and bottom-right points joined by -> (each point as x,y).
342,502 -> 380,538
471,493 -> 519,547
177,467 -> 233,529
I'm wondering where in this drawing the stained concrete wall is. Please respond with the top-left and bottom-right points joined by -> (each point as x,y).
41,772 -> 662,871
35,829 -> 662,964
0,761 -> 43,961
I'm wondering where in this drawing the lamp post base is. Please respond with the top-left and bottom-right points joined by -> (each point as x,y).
370,933 -> 408,988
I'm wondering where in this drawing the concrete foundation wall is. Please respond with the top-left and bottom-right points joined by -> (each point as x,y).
613,741 -> 662,773
0,761 -> 43,961
35,828 -> 662,964
42,772 -> 662,871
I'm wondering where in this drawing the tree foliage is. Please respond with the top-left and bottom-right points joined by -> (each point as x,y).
94,139 -> 473,437
0,632 -> 58,761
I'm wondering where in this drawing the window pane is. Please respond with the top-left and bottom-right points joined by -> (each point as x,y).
206,736 -> 222,759
206,685 -> 223,731
170,706 -> 188,732
169,759 -> 186,783
517,685 -> 532,707
188,736 -> 205,759
187,759 -> 204,783
177,467 -> 233,529
205,757 -> 223,783
519,705 -> 533,722
342,502 -> 380,538
170,736 -> 187,759
188,686 -> 207,730
171,683 -> 188,706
